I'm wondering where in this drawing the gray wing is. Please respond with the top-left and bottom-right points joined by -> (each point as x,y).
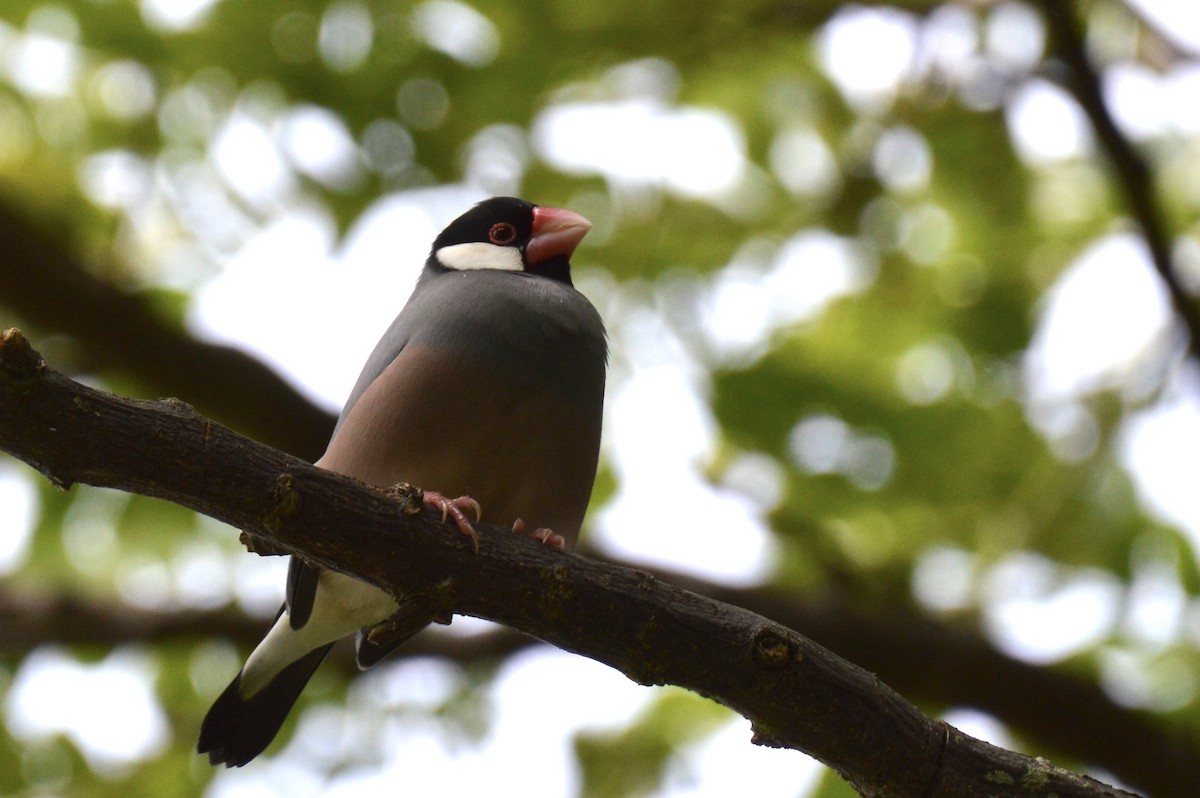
286,305 -> 416,628
331,308 -> 418,436
285,555 -> 321,629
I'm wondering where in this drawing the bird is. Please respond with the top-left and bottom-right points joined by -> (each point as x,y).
197,196 -> 607,767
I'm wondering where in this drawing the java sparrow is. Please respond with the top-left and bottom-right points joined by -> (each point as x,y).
198,197 -> 607,767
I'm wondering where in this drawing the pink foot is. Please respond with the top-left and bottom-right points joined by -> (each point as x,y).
511,518 -> 567,550
424,491 -> 482,548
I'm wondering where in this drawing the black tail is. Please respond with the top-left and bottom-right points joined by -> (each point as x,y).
198,643 -> 334,767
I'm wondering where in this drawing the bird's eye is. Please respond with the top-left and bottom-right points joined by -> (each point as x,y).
489,223 -> 518,245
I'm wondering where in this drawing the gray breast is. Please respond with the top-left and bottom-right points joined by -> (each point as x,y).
395,268 -> 606,407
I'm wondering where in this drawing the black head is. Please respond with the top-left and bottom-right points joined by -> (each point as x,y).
429,197 -> 591,284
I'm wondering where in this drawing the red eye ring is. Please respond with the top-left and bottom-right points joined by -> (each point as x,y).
489,222 -> 518,245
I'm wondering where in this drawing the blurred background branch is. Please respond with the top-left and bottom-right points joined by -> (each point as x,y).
1039,0 -> 1200,357
0,197 -> 335,459
0,569 -> 1194,794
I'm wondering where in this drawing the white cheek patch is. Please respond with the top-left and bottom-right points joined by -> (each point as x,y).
435,241 -> 524,272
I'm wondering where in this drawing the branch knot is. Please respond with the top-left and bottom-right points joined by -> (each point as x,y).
0,328 -> 44,390
263,472 -> 301,533
752,626 -> 798,670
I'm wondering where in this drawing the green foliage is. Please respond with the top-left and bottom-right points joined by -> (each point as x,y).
575,690 -> 730,797
811,768 -> 870,798
1,0 -> 1198,796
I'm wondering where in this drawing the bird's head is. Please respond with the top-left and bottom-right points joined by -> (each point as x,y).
429,196 -> 592,284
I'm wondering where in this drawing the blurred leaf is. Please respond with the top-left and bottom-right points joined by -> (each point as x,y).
575,689 -> 730,798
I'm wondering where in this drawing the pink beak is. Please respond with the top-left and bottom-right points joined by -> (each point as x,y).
525,206 -> 592,266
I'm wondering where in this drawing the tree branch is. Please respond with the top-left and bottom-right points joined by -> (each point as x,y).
1038,0 -> 1200,356
670,574 -> 1196,798
0,328 -> 1142,797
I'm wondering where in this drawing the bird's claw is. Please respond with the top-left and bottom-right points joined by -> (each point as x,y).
423,491 -> 482,550
511,518 -> 567,550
